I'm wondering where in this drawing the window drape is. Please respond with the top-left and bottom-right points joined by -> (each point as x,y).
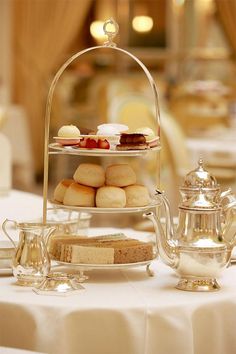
12,0 -> 92,177
215,0 -> 236,57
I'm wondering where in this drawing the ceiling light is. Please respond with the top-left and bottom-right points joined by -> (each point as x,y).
132,16 -> 153,33
90,21 -> 106,42
174,0 -> 185,6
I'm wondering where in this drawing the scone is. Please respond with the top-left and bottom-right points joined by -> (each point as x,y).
53,179 -> 74,203
105,164 -> 136,187
124,185 -> 150,207
63,183 -> 95,207
73,163 -> 105,188
96,186 -> 126,208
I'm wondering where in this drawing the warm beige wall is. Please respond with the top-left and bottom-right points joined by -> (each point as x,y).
0,0 -> 12,104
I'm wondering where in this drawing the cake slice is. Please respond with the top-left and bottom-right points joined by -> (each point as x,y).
51,234 -> 154,264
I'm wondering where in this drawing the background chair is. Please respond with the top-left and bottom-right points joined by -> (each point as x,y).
0,132 -> 11,195
108,92 -> 192,215
1,105 -> 35,191
108,91 -> 236,216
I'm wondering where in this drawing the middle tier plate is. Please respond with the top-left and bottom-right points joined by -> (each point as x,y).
49,198 -> 160,213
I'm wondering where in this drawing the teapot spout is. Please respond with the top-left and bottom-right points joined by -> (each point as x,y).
156,189 -> 175,241
144,211 -> 179,269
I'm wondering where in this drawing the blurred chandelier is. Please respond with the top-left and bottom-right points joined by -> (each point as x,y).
90,20 -> 107,42
132,16 -> 153,33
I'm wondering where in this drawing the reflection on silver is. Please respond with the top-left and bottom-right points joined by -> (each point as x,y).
33,272 -> 84,296
2,219 -> 55,286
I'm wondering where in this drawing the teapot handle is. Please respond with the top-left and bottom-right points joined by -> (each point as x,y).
2,219 -> 17,248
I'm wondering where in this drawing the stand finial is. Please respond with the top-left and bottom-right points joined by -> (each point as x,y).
103,18 -> 119,47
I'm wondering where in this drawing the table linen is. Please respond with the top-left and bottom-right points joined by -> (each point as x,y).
0,260 -> 236,354
1,190 -> 236,354
0,190 -> 43,235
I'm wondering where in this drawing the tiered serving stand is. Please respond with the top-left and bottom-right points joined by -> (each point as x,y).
42,19 -> 162,279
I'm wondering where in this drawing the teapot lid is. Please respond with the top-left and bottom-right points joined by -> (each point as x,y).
180,188 -> 219,210
182,159 -> 219,189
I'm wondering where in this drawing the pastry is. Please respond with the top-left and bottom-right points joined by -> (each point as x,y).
134,127 -> 159,148
124,184 -> 150,207
53,179 -> 74,203
116,133 -> 149,150
96,123 -> 128,136
96,186 -> 126,208
63,183 -> 95,207
73,163 -> 105,188
105,164 -> 136,187
78,137 -> 110,149
57,125 -> 80,137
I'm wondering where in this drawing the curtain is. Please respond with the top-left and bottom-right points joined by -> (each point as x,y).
215,0 -> 236,57
12,0 -> 92,177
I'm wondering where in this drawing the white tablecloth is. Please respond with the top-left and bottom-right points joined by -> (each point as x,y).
0,260 -> 236,354
0,189 -> 44,246
1,190 -> 236,354
0,190 -> 43,228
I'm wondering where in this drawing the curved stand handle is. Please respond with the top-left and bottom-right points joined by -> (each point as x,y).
44,226 -> 57,247
42,20 -> 161,224
2,219 -> 17,248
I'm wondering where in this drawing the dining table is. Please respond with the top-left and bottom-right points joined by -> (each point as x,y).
0,189 -> 43,227
186,126 -> 236,168
1,190 -> 236,354
1,259 -> 236,354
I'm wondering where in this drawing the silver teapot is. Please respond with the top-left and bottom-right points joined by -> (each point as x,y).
145,159 -> 236,292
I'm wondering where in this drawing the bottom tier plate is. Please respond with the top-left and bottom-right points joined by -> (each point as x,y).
52,257 -> 157,281
54,258 -> 155,270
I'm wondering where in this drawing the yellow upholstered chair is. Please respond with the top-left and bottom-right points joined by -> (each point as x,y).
108,93 -> 190,215
108,91 -> 236,215
109,93 -> 158,132
0,132 -> 11,194
108,93 -> 159,187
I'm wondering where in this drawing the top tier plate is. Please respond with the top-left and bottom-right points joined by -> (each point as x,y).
49,143 -> 161,157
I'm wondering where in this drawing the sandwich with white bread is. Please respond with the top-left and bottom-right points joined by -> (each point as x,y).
50,233 -> 154,264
